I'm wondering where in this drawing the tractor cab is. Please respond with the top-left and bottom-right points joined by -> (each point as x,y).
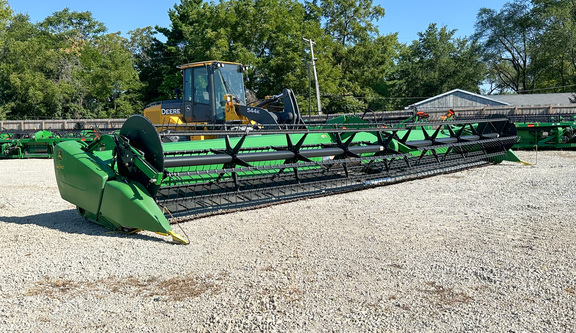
180,61 -> 247,123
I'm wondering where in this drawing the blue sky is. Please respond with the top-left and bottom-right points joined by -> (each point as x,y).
8,0 -> 510,42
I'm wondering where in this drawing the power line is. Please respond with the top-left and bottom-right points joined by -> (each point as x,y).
322,95 -> 432,101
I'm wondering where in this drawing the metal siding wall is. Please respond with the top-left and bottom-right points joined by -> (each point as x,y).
415,92 -> 507,110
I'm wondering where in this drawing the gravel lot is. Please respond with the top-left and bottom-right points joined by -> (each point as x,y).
0,150 -> 575,332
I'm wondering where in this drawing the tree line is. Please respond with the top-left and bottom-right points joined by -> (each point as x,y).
0,0 -> 575,120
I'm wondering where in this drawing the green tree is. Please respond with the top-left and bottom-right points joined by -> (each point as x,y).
473,0 -> 543,93
152,0 -> 319,102
149,0 -> 397,113
311,0 -> 385,47
38,8 -> 106,37
531,0 -> 576,92
0,0 -> 13,119
0,0 -> 11,33
0,13 -> 56,119
0,8 -> 141,119
339,34 -> 399,108
392,24 -> 485,106
306,0 -> 397,111
37,9 -> 142,118
82,32 -> 143,117
128,26 -> 167,103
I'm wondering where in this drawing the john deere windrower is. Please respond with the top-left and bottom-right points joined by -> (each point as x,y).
53,115 -> 518,244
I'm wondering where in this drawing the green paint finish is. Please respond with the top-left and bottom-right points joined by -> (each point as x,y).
54,140 -> 173,234
99,180 -> 171,233
490,149 -> 522,164
33,130 -> 54,139
162,133 -> 336,183
54,141 -> 116,217
160,125 -> 457,182
162,132 -> 334,152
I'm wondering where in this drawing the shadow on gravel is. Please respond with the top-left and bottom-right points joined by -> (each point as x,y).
0,209 -> 167,243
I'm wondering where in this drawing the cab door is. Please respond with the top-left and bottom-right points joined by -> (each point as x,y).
182,66 -> 213,122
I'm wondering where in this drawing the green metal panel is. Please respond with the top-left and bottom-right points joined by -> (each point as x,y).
162,132 -> 334,152
53,141 -> 116,217
99,180 -> 172,233
54,138 -> 183,242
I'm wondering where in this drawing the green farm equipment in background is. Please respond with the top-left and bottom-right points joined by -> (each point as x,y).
53,114 -> 519,244
510,115 -> 576,149
0,129 -> 104,159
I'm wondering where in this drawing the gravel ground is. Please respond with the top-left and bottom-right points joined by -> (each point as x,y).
0,150 -> 575,332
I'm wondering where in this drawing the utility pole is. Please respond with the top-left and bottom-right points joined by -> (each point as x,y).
303,37 -> 322,115
307,60 -> 312,117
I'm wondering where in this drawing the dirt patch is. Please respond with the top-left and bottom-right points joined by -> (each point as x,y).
419,281 -> 472,307
24,272 -> 225,301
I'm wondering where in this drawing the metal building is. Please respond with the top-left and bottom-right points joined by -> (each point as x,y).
407,89 -> 575,111
407,89 -> 508,111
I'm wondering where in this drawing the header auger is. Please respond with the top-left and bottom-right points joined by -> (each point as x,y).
53,114 -> 518,244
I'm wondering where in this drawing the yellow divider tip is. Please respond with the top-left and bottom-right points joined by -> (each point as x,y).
168,231 -> 189,245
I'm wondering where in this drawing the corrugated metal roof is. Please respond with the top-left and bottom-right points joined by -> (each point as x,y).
489,93 -> 574,106
408,89 -> 576,109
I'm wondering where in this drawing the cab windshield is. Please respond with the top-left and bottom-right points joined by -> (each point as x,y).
213,64 -> 246,105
